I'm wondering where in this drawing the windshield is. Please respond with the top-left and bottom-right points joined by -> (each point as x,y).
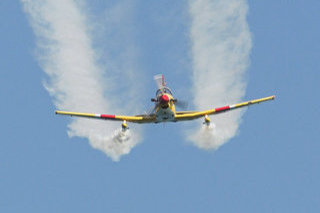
156,87 -> 173,96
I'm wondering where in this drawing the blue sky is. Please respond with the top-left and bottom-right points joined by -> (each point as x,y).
1,0 -> 320,212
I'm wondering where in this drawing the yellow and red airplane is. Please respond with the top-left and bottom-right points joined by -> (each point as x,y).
56,74 -> 275,131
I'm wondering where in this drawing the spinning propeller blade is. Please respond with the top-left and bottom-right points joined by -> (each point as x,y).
147,105 -> 156,115
175,100 -> 188,110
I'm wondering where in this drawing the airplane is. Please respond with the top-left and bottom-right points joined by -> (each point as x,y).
56,74 -> 275,131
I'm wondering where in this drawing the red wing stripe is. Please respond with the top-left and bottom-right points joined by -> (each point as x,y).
215,106 -> 230,112
100,114 -> 116,119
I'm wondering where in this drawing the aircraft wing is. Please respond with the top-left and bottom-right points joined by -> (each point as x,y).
55,111 -> 156,123
174,95 -> 275,121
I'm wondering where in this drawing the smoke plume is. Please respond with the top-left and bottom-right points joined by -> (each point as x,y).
21,0 -> 141,161
188,0 -> 252,149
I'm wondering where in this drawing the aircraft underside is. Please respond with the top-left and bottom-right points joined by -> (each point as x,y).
155,108 -> 176,123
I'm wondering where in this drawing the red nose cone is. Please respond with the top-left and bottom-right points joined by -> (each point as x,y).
161,95 -> 169,102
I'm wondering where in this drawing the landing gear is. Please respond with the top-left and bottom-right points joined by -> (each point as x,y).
121,120 -> 129,132
203,115 -> 211,126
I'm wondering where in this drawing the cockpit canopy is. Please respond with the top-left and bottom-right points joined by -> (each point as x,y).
156,87 -> 173,97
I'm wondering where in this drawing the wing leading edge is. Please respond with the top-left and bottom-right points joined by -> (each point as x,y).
174,95 -> 275,121
55,111 -> 155,123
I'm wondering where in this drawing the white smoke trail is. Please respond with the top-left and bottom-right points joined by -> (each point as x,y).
188,0 -> 252,149
21,0 -> 141,161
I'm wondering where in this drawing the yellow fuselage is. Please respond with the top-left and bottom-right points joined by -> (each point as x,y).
155,93 -> 176,122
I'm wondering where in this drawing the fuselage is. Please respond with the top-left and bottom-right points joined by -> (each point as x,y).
155,93 -> 176,122
153,87 -> 177,123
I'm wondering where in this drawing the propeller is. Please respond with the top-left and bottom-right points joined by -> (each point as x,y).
174,99 -> 188,110
146,105 -> 156,115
